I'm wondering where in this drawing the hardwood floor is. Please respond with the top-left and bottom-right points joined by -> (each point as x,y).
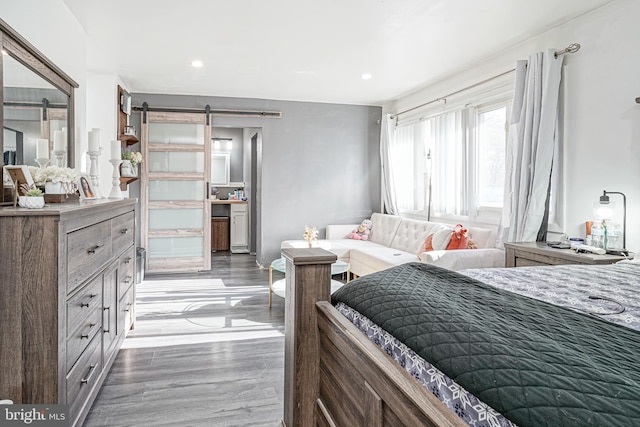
84,253 -> 286,427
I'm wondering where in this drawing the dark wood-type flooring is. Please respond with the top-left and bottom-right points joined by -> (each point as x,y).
84,253 -> 286,427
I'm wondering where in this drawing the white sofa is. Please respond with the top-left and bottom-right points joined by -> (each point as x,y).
281,213 -> 504,277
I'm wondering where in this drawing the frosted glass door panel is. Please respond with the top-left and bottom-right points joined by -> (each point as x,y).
148,152 -> 204,173
149,181 -> 204,201
148,237 -> 204,258
149,209 -> 204,230
148,123 -> 204,145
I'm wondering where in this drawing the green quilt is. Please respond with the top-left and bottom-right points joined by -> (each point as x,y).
332,262 -> 640,426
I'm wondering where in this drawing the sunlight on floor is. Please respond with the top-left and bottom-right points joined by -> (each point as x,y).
122,277 -> 284,349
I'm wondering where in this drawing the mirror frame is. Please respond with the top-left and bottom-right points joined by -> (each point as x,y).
1,18 -> 78,192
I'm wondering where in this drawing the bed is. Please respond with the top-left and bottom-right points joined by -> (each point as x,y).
280,248 -> 640,427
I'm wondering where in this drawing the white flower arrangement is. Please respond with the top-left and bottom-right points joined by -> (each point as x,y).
28,165 -> 77,184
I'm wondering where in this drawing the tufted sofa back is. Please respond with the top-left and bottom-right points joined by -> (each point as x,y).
369,213 -> 402,247
369,213 -> 496,253
389,218 -> 450,254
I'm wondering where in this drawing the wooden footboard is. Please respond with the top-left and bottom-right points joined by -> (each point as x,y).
282,248 -> 465,427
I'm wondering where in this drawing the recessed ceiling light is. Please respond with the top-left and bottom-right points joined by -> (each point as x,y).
192,60 -> 204,68
361,73 -> 372,80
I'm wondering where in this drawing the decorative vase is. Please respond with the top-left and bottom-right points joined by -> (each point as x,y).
132,163 -> 139,176
121,160 -> 135,177
18,196 -> 45,209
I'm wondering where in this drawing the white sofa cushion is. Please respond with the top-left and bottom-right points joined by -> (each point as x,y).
419,248 -> 505,270
466,226 -> 494,249
349,247 -> 417,277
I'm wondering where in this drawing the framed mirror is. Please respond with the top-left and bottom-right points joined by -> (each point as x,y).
1,18 -> 78,205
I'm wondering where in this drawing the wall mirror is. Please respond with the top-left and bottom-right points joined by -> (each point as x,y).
211,153 -> 230,186
1,18 -> 78,205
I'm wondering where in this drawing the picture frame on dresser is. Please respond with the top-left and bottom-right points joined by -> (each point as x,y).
77,174 -> 96,200
3,165 -> 35,206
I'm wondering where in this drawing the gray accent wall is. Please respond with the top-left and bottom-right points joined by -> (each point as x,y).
132,93 -> 381,267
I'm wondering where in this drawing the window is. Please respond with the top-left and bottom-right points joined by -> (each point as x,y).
390,99 -> 510,224
476,104 -> 507,209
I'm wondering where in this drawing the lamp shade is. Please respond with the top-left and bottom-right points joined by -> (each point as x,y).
594,201 -> 614,220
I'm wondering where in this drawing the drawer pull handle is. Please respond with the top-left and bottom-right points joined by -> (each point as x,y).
80,302 -> 90,308
124,257 -> 132,264
87,245 -> 102,254
120,228 -> 129,234
80,333 -> 89,339
89,293 -> 98,299
123,276 -> 132,284
125,302 -> 132,312
103,307 -> 110,333
81,364 -> 97,384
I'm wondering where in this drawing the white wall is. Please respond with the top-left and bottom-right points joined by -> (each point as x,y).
386,0 -> 640,252
1,0 -> 88,169
86,72 -> 129,198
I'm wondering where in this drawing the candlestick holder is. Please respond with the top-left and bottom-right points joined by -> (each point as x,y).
53,150 -> 66,167
88,148 -> 103,198
36,158 -> 50,169
108,159 -> 123,199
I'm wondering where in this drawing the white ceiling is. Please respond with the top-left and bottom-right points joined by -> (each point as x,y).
63,0 -> 614,106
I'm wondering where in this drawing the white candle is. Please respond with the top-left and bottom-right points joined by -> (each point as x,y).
36,138 -> 49,159
53,130 -> 65,152
88,128 -> 101,152
111,140 -> 121,160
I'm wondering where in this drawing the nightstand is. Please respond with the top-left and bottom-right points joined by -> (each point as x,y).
504,242 -> 626,267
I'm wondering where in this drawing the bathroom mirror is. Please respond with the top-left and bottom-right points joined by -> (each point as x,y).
211,153 -> 230,186
1,18 -> 77,205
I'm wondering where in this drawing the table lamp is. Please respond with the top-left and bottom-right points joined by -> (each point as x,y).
595,190 -> 628,256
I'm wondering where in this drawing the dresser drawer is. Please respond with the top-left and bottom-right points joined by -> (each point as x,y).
67,275 -> 102,337
66,332 -> 102,420
66,308 -> 101,372
118,246 -> 135,300
67,220 -> 112,293
111,212 -> 135,255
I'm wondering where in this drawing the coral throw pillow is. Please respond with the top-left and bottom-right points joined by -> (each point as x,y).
418,228 -> 452,255
446,224 -> 469,250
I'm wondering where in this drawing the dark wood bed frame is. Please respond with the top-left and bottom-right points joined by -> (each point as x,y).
281,248 -> 466,427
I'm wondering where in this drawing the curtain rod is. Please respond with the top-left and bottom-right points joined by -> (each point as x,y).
132,104 -> 282,118
393,42 -> 581,118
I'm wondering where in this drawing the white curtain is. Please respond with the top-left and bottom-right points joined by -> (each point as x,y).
389,122 -> 418,212
502,50 -> 564,243
380,114 -> 399,214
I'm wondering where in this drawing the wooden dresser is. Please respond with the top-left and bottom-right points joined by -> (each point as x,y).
0,199 -> 136,426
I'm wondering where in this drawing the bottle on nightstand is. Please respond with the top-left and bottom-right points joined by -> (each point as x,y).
606,222 -> 623,252
591,221 -> 604,249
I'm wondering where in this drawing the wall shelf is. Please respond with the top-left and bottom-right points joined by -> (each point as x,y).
117,84 -> 139,190
119,176 -> 138,191
118,134 -> 139,145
